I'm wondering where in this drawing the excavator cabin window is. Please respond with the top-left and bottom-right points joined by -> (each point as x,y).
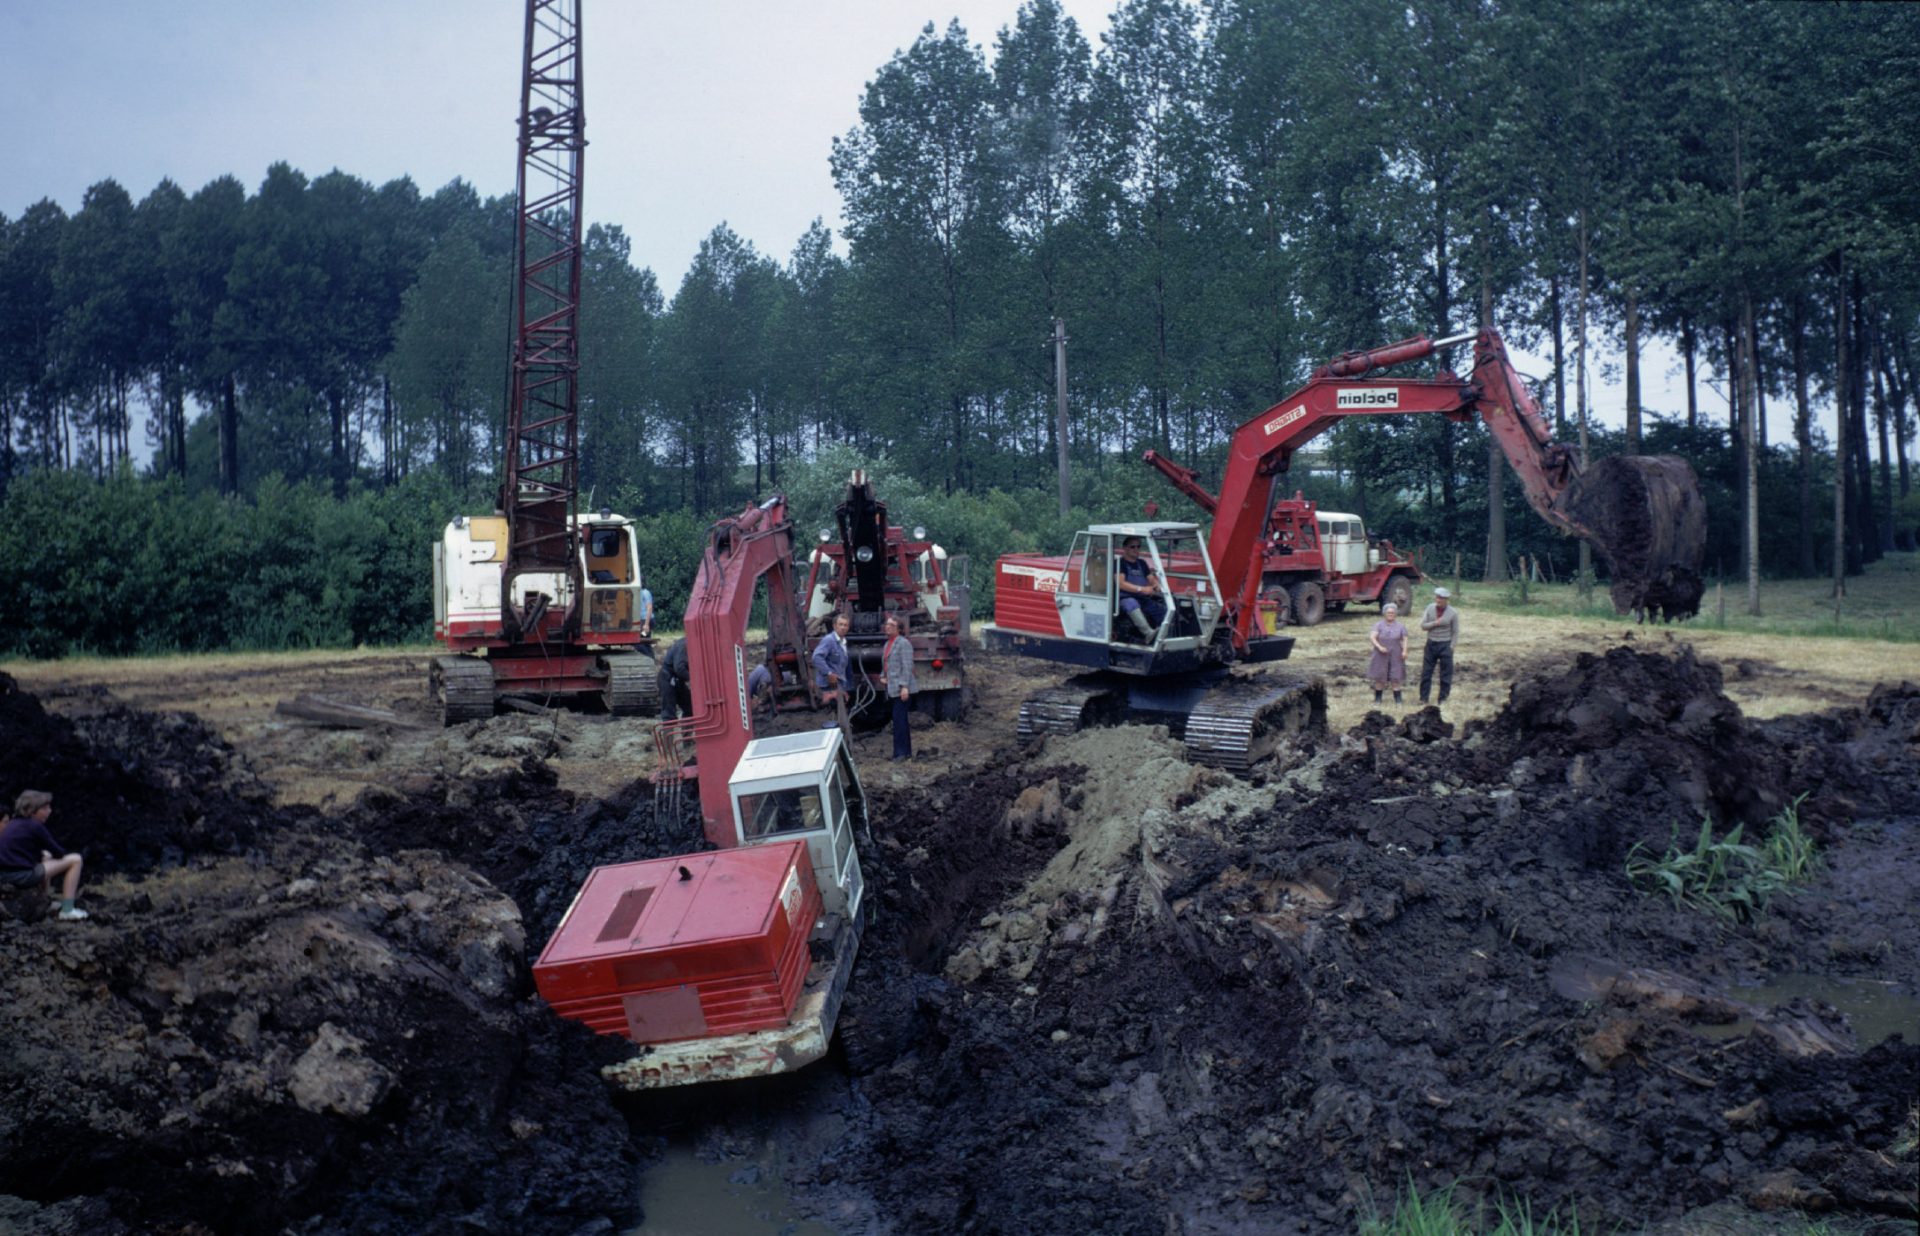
740,787 -> 825,840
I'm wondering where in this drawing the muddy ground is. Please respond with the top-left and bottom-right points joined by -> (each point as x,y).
1,621 -> 1916,1234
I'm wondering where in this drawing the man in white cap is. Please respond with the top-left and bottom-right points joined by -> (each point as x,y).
1418,587 -> 1460,705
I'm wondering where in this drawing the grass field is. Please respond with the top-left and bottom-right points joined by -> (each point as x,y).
1463,551 -> 1920,641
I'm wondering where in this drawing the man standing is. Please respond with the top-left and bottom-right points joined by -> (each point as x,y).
656,638 -> 693,722
1418,587 -> 1460,705
638,584 -> 654,638
813,612 -> 852,707
882,615 -> 915,760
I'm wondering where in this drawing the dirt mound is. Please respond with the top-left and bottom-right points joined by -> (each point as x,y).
820,645 -> 1919,1232
0,677 -> 650,1235
0,672 -> 272,874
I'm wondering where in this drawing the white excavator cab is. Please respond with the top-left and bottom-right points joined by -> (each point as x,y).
1056,522 -> 1225,654
728,728 -> 867,920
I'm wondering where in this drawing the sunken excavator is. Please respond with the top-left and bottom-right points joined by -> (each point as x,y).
985,328 -> 1706,770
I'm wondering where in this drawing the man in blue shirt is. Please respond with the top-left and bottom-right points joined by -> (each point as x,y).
638,585 -> 654,638
812,612 -> 852,705
1116,536 -> 1165,641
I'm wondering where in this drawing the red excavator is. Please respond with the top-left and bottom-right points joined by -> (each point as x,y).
535,495 -> 872,1089
986,328 -> 1704,765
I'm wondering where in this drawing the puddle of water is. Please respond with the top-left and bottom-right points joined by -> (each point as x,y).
1697,974 -> 1920,1048
628,1143 -> 838,1236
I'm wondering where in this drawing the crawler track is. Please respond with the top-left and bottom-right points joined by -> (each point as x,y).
1016,671 -> 1325,775
432,655 -> 495,725
1181,674 -> 1326,774
603,651 -> 660,716
1015,676 -> 1124,740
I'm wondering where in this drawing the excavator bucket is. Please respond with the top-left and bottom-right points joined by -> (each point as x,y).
1555,454 -> 1707,621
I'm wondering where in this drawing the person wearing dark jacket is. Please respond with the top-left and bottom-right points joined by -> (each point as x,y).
656,638 -> 693,722
0,790 -> 87,920
882,615 -> 916,760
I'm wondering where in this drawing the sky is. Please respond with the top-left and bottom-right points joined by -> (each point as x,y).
2,0 -> 1797,444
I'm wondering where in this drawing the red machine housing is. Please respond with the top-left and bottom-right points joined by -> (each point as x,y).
533,841 -> 822,1044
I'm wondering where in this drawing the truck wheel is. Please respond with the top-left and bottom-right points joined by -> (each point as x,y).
1287,581 -> 1326,627
1382,574 -> 1414,614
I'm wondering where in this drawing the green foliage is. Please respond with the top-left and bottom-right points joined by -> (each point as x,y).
1626,799 -> 1824,923
0,471 -> 450,657
627,508 -> 706,632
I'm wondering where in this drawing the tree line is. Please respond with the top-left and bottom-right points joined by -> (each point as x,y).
2,0 -> 1916,655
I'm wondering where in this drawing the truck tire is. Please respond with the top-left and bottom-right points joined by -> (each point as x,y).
1287,581 -> 1326,627
1382,573 -> 1414,615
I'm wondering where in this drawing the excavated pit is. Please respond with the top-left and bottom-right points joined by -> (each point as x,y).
2,653 -> 1917,1234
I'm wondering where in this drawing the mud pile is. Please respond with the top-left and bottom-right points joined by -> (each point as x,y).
0,673 -> 273,874
835,648 -> 1918,1232
0,687 -> 652,1234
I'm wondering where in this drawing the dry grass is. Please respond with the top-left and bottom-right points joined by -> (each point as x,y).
1288,554 -> 1920,733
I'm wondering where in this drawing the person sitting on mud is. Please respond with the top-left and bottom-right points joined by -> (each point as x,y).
1367,602 -> 1409,706
1418,587 -> 1460,706
1115,537 -> 1166,641
0,790 -> 87,921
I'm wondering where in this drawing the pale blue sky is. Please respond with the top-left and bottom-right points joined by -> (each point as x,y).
2,0 -> 1783,439
2,0 -> 1113,290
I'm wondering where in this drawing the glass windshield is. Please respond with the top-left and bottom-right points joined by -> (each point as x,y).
739,786 -> 825,840
1148,532 -> 1211,589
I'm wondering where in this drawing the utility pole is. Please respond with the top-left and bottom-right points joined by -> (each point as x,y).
1053,317 -> 1070,518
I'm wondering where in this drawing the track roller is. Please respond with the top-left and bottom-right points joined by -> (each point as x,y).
1182,674 -> 1326,774
1015,675 -> 1125,741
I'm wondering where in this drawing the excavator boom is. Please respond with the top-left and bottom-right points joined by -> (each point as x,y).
1163,328 -> 1705,632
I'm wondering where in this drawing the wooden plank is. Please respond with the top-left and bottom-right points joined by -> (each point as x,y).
275,694 -> 426,730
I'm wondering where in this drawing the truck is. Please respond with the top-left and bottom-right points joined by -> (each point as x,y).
985,327 -> 1705,766
801,471 -> 970,720
1146,449 -> 1422,626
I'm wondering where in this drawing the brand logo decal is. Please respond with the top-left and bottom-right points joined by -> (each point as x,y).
1337,387 -> 1399,409
1263,405 -> 1308,436
734,644 -> 750,730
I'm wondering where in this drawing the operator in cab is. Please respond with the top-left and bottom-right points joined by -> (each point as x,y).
1116,536 -> 1166,641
